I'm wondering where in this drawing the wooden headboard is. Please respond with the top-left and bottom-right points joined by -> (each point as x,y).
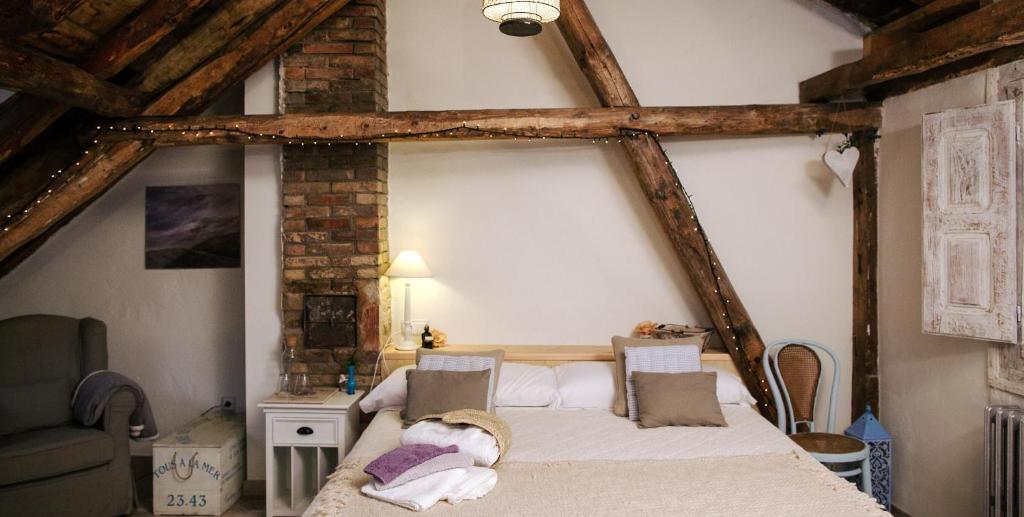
381,345 -> 738,377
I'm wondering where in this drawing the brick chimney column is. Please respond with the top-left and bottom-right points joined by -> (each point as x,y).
279,0 -> 390,386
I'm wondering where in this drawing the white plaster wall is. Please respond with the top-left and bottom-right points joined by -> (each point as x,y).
388,0 -> 863,428
878,72 -> 991,516
0,94 -> 246,455
243,61 -> 282,480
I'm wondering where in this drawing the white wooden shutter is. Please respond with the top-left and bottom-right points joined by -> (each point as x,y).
922,101 -> 1019,343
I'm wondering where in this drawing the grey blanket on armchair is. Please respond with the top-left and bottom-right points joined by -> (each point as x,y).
73,370 -> 159,440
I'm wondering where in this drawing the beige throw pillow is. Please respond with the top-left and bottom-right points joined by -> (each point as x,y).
633,371 -> 726,428
610,336 -> 704,416
401,369 -> 491,425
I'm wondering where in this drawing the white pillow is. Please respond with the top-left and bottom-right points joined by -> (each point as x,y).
359,365 -> 413,413
553,362 -> 616,410
494,363 -> 557,407
624,345 -> 702,420
703,364 -> 757,406
360,363 -> 559,412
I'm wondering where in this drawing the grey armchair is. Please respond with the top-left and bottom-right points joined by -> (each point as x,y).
0,315 -> 134,517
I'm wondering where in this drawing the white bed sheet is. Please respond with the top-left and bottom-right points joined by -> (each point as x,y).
349,405 -> 800,463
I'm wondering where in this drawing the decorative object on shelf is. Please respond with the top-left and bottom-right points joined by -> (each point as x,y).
823,136 -> 860,188
632,321 -> 714,351
482,0 -> 560,37
291,373 -> 313,396
144,184 -> 241,269
386,250 -> 433,351
422,323 -> 435,349
844,405 -> 892,511
346,356 -> 357,395
278,334 -> 299,394
431,327 -> 448,348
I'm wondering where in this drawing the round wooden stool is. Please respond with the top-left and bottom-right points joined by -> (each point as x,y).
791,432 -> 872,494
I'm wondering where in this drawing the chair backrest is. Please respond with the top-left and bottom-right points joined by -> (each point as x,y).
0,314 -> 107,388
762,338 -> 839,434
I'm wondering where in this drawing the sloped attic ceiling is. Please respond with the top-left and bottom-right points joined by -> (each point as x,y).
0,0 -> 354,275
0,0 -> 934,276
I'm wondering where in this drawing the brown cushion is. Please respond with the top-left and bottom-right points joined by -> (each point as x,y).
401,369 -> 492,425
0,378 -> 73,435
611,336 -> 704,416
416,348 -> 505,411
632,371 -> 726,428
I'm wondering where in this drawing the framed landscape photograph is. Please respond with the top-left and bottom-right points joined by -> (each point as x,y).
145,184 -> 241,269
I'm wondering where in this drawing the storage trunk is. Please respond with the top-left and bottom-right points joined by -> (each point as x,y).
153,411 -> 246,516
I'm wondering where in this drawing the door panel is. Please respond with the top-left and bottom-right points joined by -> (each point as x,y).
922,101 -> 1018,342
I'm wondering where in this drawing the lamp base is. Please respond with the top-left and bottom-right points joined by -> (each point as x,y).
394,339 -> 419,351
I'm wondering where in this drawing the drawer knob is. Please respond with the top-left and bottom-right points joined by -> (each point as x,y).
297,426 -> 314,436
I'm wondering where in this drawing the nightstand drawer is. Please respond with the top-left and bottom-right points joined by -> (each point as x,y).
271,416 -> 339,446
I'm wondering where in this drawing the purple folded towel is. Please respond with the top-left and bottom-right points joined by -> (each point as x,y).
364,444 -> 459,485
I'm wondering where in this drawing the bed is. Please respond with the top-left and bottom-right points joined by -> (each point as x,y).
304,346 -> 889,517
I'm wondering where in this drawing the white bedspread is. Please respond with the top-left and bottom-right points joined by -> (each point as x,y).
307,407 -> 888,517
351,405 -> 800,462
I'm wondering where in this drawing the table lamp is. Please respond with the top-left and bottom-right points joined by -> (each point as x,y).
385,250 -> 432,350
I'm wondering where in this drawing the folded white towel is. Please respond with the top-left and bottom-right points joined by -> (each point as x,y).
402,420 -> 500,467
360,466 -> 497,512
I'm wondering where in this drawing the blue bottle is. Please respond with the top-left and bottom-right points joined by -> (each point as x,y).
346,358 -> 357,395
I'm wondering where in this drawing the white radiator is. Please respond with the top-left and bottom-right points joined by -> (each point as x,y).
987,406 -> 1024,517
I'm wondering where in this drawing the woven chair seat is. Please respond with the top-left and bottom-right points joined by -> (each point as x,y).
791,432 -> 866,455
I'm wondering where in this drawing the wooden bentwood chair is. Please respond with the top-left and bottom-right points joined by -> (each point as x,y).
762,339 -> 872,495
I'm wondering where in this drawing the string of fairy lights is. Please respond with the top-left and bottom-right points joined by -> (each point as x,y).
1,121 -> 642,233
644,130 -> 774,413
0,123 -> 782,413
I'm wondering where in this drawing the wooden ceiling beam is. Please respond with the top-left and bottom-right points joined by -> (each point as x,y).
0,0 -> 354,269
78,0 -> 211,78
819,0 -> 923,28
0,0 -> 212,165
0,0 -> 88,37
0,39 -> 145,116
863,0 -> 980,55
556,0 -> 777,420
99,104 -> 882,146
134,0 -> 283,95
801,0 -> 1024,101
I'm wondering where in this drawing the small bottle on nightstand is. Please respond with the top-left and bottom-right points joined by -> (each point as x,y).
421,323 -> 434,349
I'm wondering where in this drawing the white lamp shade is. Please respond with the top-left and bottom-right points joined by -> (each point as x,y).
386,250 -> 432,278
482,0 -> 560,23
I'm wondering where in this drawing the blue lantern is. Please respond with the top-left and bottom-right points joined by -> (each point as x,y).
845,405 -> 892,511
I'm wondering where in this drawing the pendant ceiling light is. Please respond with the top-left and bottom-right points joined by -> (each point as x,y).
482,0 -> 560,37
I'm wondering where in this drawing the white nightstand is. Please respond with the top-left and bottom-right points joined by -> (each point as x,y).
259,390 -> 363,517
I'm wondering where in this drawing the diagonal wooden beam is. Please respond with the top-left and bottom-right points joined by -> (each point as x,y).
0,0 -> 354,269
0,39 -> 146,116
99,104 -> 883,145
801,0 -> 1024,101
556,0 -> 776,419
0,0 -> 212,165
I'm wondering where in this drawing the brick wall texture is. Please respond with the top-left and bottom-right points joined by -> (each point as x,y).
279,0 -> 390,387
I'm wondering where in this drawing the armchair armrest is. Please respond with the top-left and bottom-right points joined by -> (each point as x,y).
100,388 -> 135,438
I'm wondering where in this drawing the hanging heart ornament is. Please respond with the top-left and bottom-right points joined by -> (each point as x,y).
824,146 -> 860,188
